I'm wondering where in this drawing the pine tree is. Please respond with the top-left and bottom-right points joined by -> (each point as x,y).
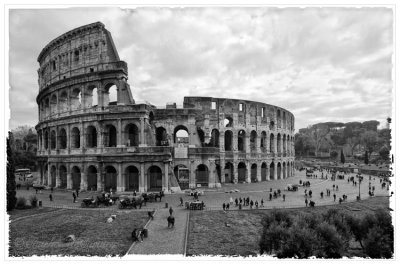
7,132 -> 17,212
340,149 -> 345,164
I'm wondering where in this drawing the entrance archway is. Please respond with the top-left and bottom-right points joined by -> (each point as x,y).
196,164 -> 209,186
71,166 -> 81,190
87,165 -> 97,191
104,166 -> 117,192
277,162 -> 282,179
174,165 -> 189,190
238,162 -> 246,182
224,162 -> 234,183
59,165 -> 67,189
261,162 -> 267,181
270,162 -> 275,180
148,166 -> 162,191
251,163 -> 257,182
50,166 -> 56,187
126,166 -> 139,191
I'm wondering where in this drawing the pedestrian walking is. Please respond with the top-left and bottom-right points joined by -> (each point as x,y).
76,189 -> 79,197
180,197 -> 183,206
336,185 -> 339,191
239,197 -> 242,204
261,199 -> 264,207
308,190 -> 312,198
223,203 -> 226,211
250,200 -> 254,209
235,198 -> 238,206
49,194 -> 53,201
230,197 -> 234,205
305,198 -> 308,207
333,194 -> 336,202
283,194 -> 286,201
169,206 -> 173,216
255,200 -> 259,209
320,191 -> 323,199
226,203 -> 230,210
72,191 -> 76,203
269,193 -> 272,201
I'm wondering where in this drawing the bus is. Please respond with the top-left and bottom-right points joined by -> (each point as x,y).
15,168 -> 33,181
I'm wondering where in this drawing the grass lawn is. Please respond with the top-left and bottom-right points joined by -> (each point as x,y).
9,209 -> 149,257
7,207 -> 62,221
187,196 -> 391,257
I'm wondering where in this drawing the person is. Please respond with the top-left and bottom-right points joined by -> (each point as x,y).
282,194 -> 286,201
261,199 -> 264,207
305,198 -> 308,207
51,187 -> 54,193
133,190 -> 137,196
255,200 -> 259,209
76,189 -> 79,197
226,203 -> 229,210
250,200 -> 254,209
269,193 -> 272,201
223,203 -> 226,211
169,206 -> 173,216
72,191 -> 76,203
167,215 -> 175,228
235,198 -> 238,206
333,193 -> 336,202
308,190 -> 312,198
180,197 -> 183,206
49,194 -> 53,201
336,185 -> 339,191
320,191 -> 323,199
230,197 -> 233,205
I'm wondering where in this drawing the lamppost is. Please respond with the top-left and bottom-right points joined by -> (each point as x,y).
357,173 -> 362,200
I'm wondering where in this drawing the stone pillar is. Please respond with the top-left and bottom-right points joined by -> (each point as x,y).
139,163 -> 145,192
246,161 -> 251,183
47,163 -> 51,186
219,133 -> 225,152
256,162 -> 261,182
233,132 -> 238,151
233,161 -> 238,184
266,163 -> 270,181
273,162 -> 277,180
96,172 -> 102,192
274,135 -> 277,154
67,164 -> 72,189
208,160 -> 216,188
163,162 -> 169,191
256,134 -> 261,153
117,119 -> 123,147
220,158 -> 225,183
80,122 -> 84,150
140,118 -> 145,146
189,161 -> 196,188
80,169 -> 87,191
55,164 -> 60,188
117,162 -> 123,191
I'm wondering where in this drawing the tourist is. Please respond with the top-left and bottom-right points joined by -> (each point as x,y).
255,200 -> 259,209
180,197 -> 183,206
250,200 -> 254,209
261,199 -> 264,207
133,190 -> 137,196
269,193 -> 272,201
72,191 -> 76,203
282,194 -> 286,201
308,190 -> 312,198
49,194 -> 53,202
169,206 -> 173,216
320,191 -> 323,199
235,198 -> 238,206
223,203 -> 226,211
239,197 -> 243,204
336,185 -> 339,191
230,197 -> 233,205
333,194 -> 336,202
76,189 -> 79,197
305,198 -> 308,207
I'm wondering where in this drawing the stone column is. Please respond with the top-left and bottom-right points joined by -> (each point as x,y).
117,162 -> 123,191
233,161 -> 238,184
96,171 -> 102,192
256,162 -> 261,182
117,119 -> 123,147
139,163 -> 145,192
47,163 -> 51,186
55,164 -> 60,188
245,135 -> 250,153
233,131 -> 238,151
80,164 -> 87,191
163,162 -> 169,191
220,158 -> 225,183
273,162 -> 277,180
219,133 -> 225,152
140,118 -> 146,146
189,161 -> 196,188
256,134 -> 261,153
80,122 -> 84,150
266,163 -> 270,181
67,164 -> 72,189
274,135 -> 278,154
246,161 -> 251,183
208,160 -> 216,188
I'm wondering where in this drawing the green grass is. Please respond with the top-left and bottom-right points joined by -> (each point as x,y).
9,209 -> 149,257
8,207 -> 62,221
187,196 -> 391,257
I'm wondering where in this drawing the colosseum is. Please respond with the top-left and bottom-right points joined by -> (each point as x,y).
35,22 -> 295,193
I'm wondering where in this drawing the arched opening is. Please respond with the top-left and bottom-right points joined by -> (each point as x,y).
277,134 -> 281,153
50,94 -> 57,115
44,98 -> 50,117
270,162 -> 275,180
250,130 -> 257,152
86,126 -> 97,148
70,88 -> 82,110
58,128 -> 67,149
174,165 -> 189,190
149,112 -> 154,124
44,131 -> 49,150
156,127 -> 168,146
104,166 -> 117,192
125,124 -> 139,147
126,166 -> 139,191
224,130 -> 233,151
43,166 -> 48,186
105,125 -> 117,147
251,163 -> 257,182
71,166 -> 81,190
59,165 -> 67,189
87,165 -> 98,191
71,127 -> 80,148
104,83 -> 118,106
224,117 -> 233,127
238,162 -> 247,182
261,162 -> 267,181
224,162 -> 234,183
282,162 -> 286,179
277,162 -> 282,180
148,166 -> 162,191
210,129 -> 219,147
287,135 -> 290,155
197,127 -> 205,146
269,120 -> 275,130
86,85 -> 98,108
174,125 -> 189,144
59,91 -> 68,112
260,131 -> 267,152
196,164 -> 209,186
50,166 -> 56,187
238,130 -> 246,152
270,133 -> 274,153
50,130 -> 56,150
283,134 -> 286,153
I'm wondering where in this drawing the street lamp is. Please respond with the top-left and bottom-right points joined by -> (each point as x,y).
357,173 -> 362,200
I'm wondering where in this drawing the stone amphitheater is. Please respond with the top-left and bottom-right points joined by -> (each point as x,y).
35,22 -> 295,193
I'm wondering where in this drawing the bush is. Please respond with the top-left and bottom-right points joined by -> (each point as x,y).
364,226 -> 393,258
15,197 -> 27,209
277,225 -> 317,258
29,195 -> 38,208
259,222 -> 290,255
315,222 -> 345,258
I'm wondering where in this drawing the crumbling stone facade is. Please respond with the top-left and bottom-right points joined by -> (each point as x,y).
36,22 -> 295,193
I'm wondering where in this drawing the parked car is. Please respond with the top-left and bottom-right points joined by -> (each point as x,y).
287,184 -> 299,191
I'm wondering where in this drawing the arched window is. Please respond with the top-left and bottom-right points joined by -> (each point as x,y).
210,129 -> 219,147
71,166 -> 81,190
105,125 -> 117,147
50,130 -> 56,150
126,166 -> 139,191
277,134 -> 281,153
44,131 -> 49,150
85,85 -> 98,108
86,126 -> 97,148
174,125 -> 189,144
260,131 -> 267,151
196,164 -> 209,186
238,130 -> 246,152
104,166 -> 117,192
224,130 -> 233,151
71,127 -> 80,148
58,128 -> 67,149
59,91 -> 68,112
125,124 -> 139,147
87,165 -> 98,191
270,133 -> 274,153
197,127 -> 205,146
156,127 -> 168,146
238,162 -> 246,182
148,166 -> 162,191
50,94 -> 57,115
104,83 -> 118,106
70,88 -> 82,110
250,130 -> 257,152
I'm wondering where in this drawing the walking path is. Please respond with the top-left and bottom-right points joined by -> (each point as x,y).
126,207 -> 189,255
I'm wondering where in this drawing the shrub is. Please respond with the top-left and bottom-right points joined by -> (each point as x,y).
29,195 -> 38,208
277,225 -> 317,258
15,197 -> 27,209
364,226 -> 393,258
259,222 -> 290,255
315,222 -> 345,258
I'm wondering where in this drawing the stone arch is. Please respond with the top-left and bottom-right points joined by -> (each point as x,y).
282,162 -> 286,179
174,164 -> 189,190
44,97 -> 50,117
71,127 -> 80,148
251,163 -> 257,182
87,165 -> 98,191
125,165 -> 139,191
210,129 -> 219,147
238,162 -> 247,182
156,127 -> 168,146
70,87 -> 82,110
71,166 -> 81,190
270,133 -> 274,153
58,128 -> 67,149
50,165 -> 56,187
238,130 -> 246,152
224,130 -> 233,151
148,165 -> 163,191
270,162 -> 275,180
224,162 -> 234,183
197,127 -> 205,146
50,94 -> 57,115
59,91 -> 68,112
86,125 -> 97,148
261,162 -> 267,181
44,130 -> 49,150
104,124 -> 117,147
277,162 -> 282,180
250,130 -> 257,152
50,130 -> 56,149
277,133 -> 281,153
104,165 -> 117,192
86,84 -> 99,108
196,164 -> 209,186
174,125 -> 189,144
59,165 -> 67,189
282,134 -> 286,153
224,117 -> 233,127
125,123 -> 139,147
104,83 -> 118,106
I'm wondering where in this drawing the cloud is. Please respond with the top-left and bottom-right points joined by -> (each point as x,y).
8,7 -> 393,131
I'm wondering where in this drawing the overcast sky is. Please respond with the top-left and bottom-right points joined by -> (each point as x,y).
8,7 -> 393,131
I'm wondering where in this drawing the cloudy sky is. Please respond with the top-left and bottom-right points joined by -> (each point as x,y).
8,7 -> 393,131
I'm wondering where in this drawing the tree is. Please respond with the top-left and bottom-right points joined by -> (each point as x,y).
362,120 -> 380,131
305,124 -> 330,156
330,150 -> 338,159
364,150 -> 369,164
360,130 -> 379,157
346,136 -> 360,156
340,149 -> 345,164
7,132 -> 17,212
379,146 -> 390,161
